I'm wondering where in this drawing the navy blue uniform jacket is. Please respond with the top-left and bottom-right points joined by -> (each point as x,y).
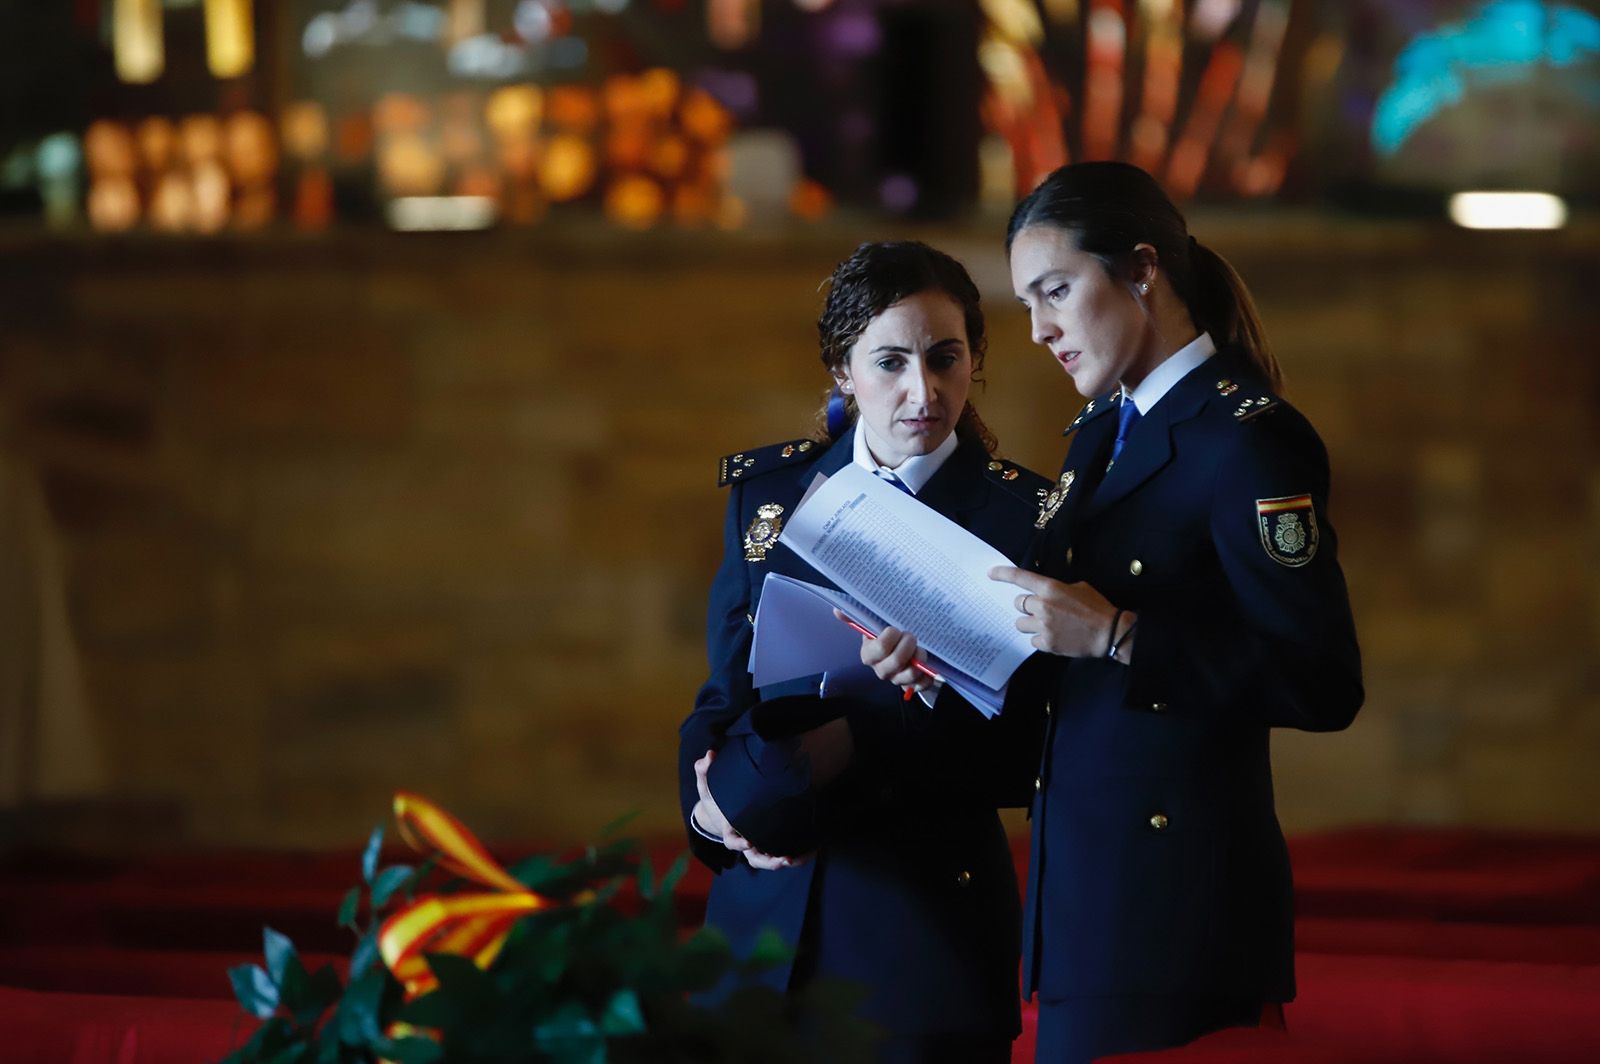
678,426 -> 1049,1039
1018,348 -> 1363,1002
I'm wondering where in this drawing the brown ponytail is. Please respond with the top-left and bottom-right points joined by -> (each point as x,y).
1188,236 -> 1281,391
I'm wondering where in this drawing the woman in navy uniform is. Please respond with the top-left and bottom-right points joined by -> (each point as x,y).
677,241 -> 1049,1064
868,163 -> 1363,1062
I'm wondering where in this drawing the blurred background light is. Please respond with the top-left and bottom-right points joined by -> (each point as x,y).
1448,191 -> 1569,229
387,194 -> 498,230
203,0 -> 254,79
113,0 -> 164,84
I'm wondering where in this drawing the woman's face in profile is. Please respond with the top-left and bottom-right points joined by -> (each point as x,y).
837,289 -> 973,469
1010,224 -> 1149,398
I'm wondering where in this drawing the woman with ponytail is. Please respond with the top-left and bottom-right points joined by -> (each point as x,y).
865,163 -> 1363,1062
678,241 -> 1051,1063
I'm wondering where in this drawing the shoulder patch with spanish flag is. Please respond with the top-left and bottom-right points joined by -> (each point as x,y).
1257,494 -> 1318,567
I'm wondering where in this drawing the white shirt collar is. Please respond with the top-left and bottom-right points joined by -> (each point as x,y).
851,423 -> 959,495
1122,331 -> 1216,415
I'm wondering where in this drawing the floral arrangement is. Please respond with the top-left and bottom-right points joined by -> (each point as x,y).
222,792 -> 875,1063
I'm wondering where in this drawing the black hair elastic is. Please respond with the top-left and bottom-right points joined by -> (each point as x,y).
1110,619 -> 1138,661
1105,610 -> 1126,659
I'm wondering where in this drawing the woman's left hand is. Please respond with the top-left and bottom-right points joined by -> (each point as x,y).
990,565 -> 1118,658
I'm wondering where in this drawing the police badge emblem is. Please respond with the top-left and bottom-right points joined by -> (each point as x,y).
1256,494 -> 1318,567
1035,470 -> 1076,529
743,503 -> 785,561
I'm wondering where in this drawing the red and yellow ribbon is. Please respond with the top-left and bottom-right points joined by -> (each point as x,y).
377,791 -> 564,999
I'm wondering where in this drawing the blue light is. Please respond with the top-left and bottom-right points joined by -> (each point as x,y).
1371,0 -> 1600,156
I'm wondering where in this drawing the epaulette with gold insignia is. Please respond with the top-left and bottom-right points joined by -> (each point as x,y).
1062,391 -> 1124,435
717,437 -> 821,487
984,457 -> 1051,499
1231,395 -> 1280,423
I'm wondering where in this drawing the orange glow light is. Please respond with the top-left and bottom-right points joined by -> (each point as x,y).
539,134 -> 597,201
136,117 -> 177,172
281,102 -> 330,161
604,175 -> 665,229
224,111 -> 277,184
85,121 -> 138,179
680,89 -> 733,144
546,86 -> 601,132
88,176 -> 141,231
1082,1 -> 1126,162
486,85 -> 543,141
375,94 -> 431,135
648,135 -> 691,181
378,134 -> 447,197
789,179 -> 833,221
293,167 -> 335,231
180,114 -> 223,165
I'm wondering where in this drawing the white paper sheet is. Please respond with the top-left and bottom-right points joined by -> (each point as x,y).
748,572 -> 1007,718
775,463 -> 1036,693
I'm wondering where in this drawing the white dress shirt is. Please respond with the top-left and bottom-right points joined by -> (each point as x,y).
1121,330 -> 1216,414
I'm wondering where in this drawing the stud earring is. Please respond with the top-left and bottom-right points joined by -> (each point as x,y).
1140,283 -> 1150,294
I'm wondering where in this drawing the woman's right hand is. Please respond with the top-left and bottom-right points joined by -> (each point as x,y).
835,609 -> 937,694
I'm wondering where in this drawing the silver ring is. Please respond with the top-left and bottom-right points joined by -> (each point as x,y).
1020,593 -> 1034,615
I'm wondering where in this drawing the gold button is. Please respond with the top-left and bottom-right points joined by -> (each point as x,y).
955,870 -> 973,887
988,460 -> 1003,471
1065,547 -> 1074,565
1035,776 -> 1043,792
1129,559 -> 1144,576
1150,813 -> 1169,831
1151,702 -> 1167,713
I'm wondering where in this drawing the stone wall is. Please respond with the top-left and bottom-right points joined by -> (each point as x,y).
1,215 -> 1596,848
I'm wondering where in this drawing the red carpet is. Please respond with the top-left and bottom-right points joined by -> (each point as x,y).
4,828 -> 1599,1064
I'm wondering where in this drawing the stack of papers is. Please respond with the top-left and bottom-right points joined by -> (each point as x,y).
747,464 -> 1036,718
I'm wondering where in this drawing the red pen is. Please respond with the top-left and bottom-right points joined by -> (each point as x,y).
837,613 -> 944,700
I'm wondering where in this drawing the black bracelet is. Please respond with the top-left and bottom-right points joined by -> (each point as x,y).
1105,609 -> 1125,658
1110,619 -> 1139,660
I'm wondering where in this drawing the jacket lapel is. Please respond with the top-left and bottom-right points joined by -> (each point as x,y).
1079,356 -> 1223,521
914,435 -> 989,525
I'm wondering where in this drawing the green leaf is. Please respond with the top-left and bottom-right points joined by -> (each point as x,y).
423,950 -> 494,1003
228,963 -> 280,1019
676,926 -> 732,991
508,853 -> 560,891
370,864 -> 415,908
263,927 -> 298,987
596,809 -> 641,839
636,856 -> 655,901
534,1001 -> 604,1064
336,886 -> 361,930
598,988 -> 646,1037
405,854 -> 439,901
335,966 -> 386,1046
349,928 -> 379,981
658,851 -> 690,897
362,823 -> 385,885
292,964 -> 344,1028
277,954 -> 313,1019
747,928 -> 792,969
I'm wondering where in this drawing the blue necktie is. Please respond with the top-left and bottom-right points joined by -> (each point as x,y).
1110,399 -> 1142,465
876,469 -> 915,496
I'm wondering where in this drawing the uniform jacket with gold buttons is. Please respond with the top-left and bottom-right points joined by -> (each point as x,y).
1017,346 -> 1363,1002
678,424 -> 1049,1038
